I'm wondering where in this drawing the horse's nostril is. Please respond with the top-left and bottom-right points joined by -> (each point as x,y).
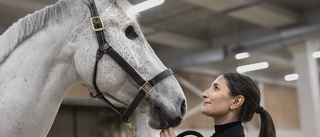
181,100 -> 186,116
174,116 -> 182,122
154,106 -> 161,114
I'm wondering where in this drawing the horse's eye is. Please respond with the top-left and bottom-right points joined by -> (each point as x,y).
125,25 -> 139,40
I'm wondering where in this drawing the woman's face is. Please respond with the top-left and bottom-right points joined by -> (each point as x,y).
201,75 -> 236,119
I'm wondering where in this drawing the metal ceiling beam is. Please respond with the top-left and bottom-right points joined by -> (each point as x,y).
0,0 -> 48,12
181,0 -> 256,11
180,0 -> 298,28
145,0 -> 263,35
234,23 -> 320,52
146,31 -> 208,50
228,4 -> 298,28
140,1 -> 262,50
164,23 -> 320,69
164,48 -> 225,68
142,27 -> 208,50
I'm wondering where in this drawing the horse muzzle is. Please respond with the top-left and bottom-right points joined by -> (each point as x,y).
148,99 -> 186,129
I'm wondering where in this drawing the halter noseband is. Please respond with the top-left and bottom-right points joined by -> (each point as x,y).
88,1 -> 173,136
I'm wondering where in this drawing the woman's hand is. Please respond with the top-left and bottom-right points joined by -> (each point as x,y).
160,127 -> 176,137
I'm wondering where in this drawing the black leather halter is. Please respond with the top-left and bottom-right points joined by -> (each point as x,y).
88,1 -> 173,125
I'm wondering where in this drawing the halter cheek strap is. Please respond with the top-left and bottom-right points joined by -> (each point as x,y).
87,1 -> 173,136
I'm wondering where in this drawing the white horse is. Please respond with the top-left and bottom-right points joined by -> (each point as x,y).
0,0 -> 187,136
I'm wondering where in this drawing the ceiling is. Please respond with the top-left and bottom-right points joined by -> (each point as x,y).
1,0 -> 320,86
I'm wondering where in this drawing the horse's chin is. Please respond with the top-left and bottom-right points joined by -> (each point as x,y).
147,111 -> 183,129
148,118 -> 183,130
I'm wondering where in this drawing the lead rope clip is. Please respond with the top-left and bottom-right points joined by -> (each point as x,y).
126,121 -> 138,137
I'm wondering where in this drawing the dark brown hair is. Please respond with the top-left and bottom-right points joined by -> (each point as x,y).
222,72 -> 276,137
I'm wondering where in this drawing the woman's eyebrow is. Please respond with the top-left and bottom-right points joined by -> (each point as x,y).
212,83 -> 220,87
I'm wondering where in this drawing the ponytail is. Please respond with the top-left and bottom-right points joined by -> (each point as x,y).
256,107 -> 276,137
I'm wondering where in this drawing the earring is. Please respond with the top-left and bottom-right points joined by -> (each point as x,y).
230,107 -> 235,112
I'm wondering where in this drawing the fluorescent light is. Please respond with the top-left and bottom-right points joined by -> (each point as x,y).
236,62 -> 269,73
235,52 -> 250,60
312,51 -> 320,58
284,73 -> 299,81
128,0 -> 165,13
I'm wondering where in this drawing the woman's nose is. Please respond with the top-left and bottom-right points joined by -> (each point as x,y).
201,89 -> 209,99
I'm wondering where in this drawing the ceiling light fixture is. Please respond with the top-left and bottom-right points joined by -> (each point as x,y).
128,0 -> 165,13
284,73 -> 299,81
312,51 -> 320,58
236,62 -> 269,73
235,52 -> 250,60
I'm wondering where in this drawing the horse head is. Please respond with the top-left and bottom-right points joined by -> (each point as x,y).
72,0 -> 187,129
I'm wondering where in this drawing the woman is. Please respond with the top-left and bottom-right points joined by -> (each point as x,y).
160,73 -> 276,137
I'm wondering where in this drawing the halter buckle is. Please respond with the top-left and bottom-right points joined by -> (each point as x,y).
139,81 -> 154,94
90,16 -> 105,31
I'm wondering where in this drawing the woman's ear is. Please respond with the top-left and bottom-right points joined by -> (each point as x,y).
230,95 -> 245,110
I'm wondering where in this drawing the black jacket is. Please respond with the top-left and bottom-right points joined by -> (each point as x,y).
211,124 -> 245,137
177,122 -> 245,137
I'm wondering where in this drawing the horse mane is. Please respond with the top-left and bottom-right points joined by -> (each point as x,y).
0,0 -> 137,64
0,0 -> 77,64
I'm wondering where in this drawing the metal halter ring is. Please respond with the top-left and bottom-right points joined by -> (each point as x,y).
139,81 -> 154,94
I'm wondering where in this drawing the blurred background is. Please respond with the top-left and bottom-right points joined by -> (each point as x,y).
1,0 -> 320,136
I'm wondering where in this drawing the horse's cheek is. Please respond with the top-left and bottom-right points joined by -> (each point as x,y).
73,49 -> 94,84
